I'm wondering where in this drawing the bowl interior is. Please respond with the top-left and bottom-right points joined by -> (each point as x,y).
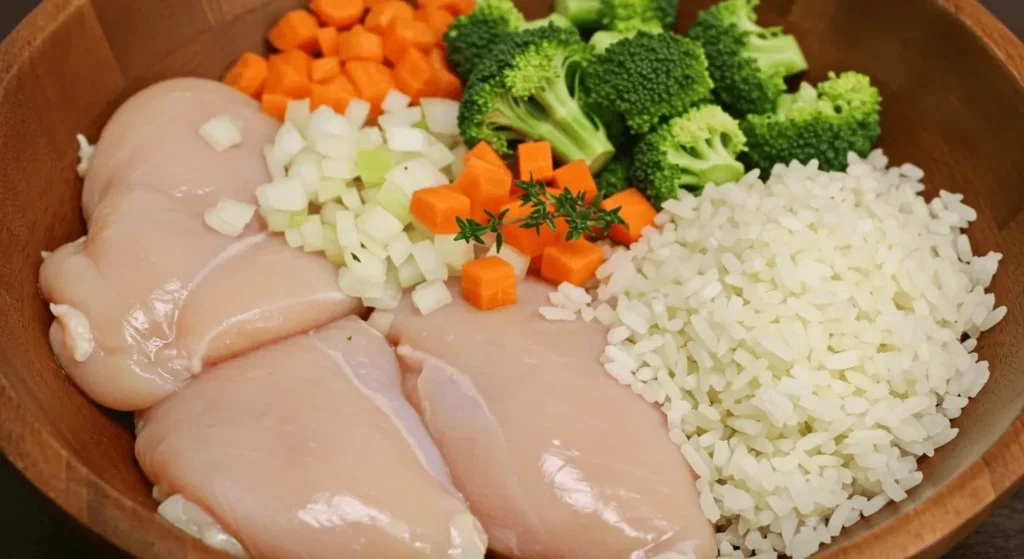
0,0 -> 1022,557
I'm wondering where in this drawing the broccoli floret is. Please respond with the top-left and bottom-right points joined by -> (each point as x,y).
687,0 -> 808,116
444,0 -> 526,81
522,13 -> 574,29
588,29 -> 638,53
458,25 -> 616,171
741,71 -> 882,173
585,31 -> 714,134
555,0 -> 675,32
594,148 -> 634,197
632,105 -> 748,205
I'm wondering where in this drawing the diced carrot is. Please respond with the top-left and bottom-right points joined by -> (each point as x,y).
517,141 -> 554,183
265,61 -> 312,99
261,93 -> 290,121
365,0 -> 390,6
344,60 -> 395,118
364,1 -> 415,35
454,158 -> 512,222
223,52 -> 269,98
462,256 -> 517,311
600,188 -> 656,245
425,47 -> 462,99
464,142 -> 509,172
393,48 -> 437,103
269,50 -> 313,79
552,159 -> 598,203
498,201 -> 559,258
417,7 -> 456,36
317,27 -> 340,56
456,0 -> 476,15
311,0 -> 366,29
541,239 -> 604,287
311,74 -> 358,113
419,0 -> 464,14
410,185 -> 471,234
268,10 -> 321,52
427,47 -> 449,71
311,57 -> 343,83
388,19 -> 438,52
337,25 -> 385,62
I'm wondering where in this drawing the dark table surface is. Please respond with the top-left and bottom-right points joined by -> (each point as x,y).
1,0 -> 1023,557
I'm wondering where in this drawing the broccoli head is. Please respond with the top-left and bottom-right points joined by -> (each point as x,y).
585,31 -> 714,134
632,104 -> 748,205
687,0 -> 808,116
521,13 -> 574,29
458,24 -> 617,171
555,0 -> 676,32
444,0 -> 526,81
741,71 -> 882,173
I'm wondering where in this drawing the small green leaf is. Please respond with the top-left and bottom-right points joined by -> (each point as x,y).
351,252 -> 361,263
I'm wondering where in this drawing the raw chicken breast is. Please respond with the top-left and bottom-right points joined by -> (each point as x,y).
136,316 -> 486,559
390,278 -> 716,559
39,78 -> 359,411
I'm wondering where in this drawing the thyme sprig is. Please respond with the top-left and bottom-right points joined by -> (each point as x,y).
454,178 -> 626,253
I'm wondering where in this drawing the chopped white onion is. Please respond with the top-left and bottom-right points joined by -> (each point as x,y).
450,144 -> 468,177
320,202 -> 343,225
387,158 -> 448,196
419,98 -> 460,135
356,204 -> 405,246
284,227 -> 304,248
411,240 -> 449,282
398,257 -> 427,288
317,178 -> 347,202
335,210 -> 360,248
204,198 -> 256,237
287,151 -> 323,197
346,248 -> 387,283
385,127 -> 429,153
487,243 -> 530,278
321,157 -> 358,180
359,232 -> 390,260
306,105 -> 351,142
345,98 -> 372,129
424,140 -> 456,170
378,106 -> 422,129
363,267 -> 402,310
357,127 -> 384,150
435,235 -> 475,273
300,215 -> 325,253
315,134 -> 356,160
381,89 -> 412,113
375,180 -> 413,224
75,133 -> 95,178
412,280 -> 452,315
386,232 -> 414,266
199,115 -> 243,152
338,267 -> 383,299
322,224 -> 345,264
256,179 -> 307,212
340,185 -> 363,211
367,309 -> 395,335
272,122 -> 306,165
285,99 -> 312,132
264,145 -> 287,181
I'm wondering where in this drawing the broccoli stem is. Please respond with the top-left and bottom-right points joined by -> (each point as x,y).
535,78 -> 616,171
667,134 -> 745,188
554,0 -> 602,29
589,30 -> 630,54
747,33 -> 808,77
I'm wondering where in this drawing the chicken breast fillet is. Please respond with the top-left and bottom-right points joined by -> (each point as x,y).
389,278 -> 716,559
39,78 -> 359,411
136,316 -> 486,559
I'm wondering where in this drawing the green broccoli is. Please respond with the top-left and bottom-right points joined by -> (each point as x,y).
687,0 -> 808,116
443,0 -> 526,81
554,0 -> 676,32
588,29 -> 638,54
458,24 -> 617,171
585,31 -> 714,134
522,13 -> 574,29
632,105 -> 748,205
741,71 -> 882,173
594,148 -> 634,197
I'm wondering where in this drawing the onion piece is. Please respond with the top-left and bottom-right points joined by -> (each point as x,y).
260,207 -> 307,232
345,99 -> 372,129
381,89 -> 412,113
300,215 -> 326,253
284,227 -> 304,248
272,122 -> 306,165
288,151 -> 323,197
385,127 -> 429,153
263,145 -> 287,181
435,234 -> 475,273
204,198 -> 256,237
424,140 -> 456,170
358,232 -> 390,260
256,179 -> 307,212
317,178 -> 347,202
367,309 -> 395,335
375,180 -> 413,224
397,257 -> 426,288
199,115 -> 243,152
412,280 -> 452,315
306,105 -> 351,142
386,232 -> 414,266
378,106 -> 423,129
335,210 -> 360,248
419,98 -> 460,135
411,240 -> 449,282
450,144 -> 468,177
346,248 -> 387,283
338,267 -> 384,299
321,157 -> 358,180
322,224 -> 345,265
357,127 -> 384,150
315,134 -> 356,160
285,99 -> 312,132
387,158 -> 448,196
340,185 -> 363,211
357,204 -> 405,247
363,266 -> 402,310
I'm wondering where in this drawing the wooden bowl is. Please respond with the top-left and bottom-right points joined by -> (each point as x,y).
0,0 -> 1022,557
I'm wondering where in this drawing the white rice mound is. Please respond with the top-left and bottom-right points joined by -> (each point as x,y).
557,150 -> 1007,558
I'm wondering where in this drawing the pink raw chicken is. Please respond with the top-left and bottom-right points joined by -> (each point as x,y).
136,316 -> 487,559
39,78 -> 359,411
389,278 -> 716,559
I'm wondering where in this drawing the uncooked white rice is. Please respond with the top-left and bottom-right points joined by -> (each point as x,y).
546,150 -> 1005,559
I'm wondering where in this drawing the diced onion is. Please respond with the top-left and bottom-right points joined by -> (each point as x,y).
357,149 -> 394,187
346,248 -> 387,283
264,145 -> 287,181
272,122 -> 306,165
357,127 -> 384,150
359,232 -> 390,260
487,243 -> 530,278
285,99 -> 312,132
321,157 -> 358,180
259,208 -> 306,232
284,227 -> 304,248
424,140 -> 456,170
300,215 -> 325,253
256,179 -> 308,212
387,158 -> 448,196
345,98 -> 372,129
450,144 -> 468,177
315,134 -> 356,160
397,257 -> 426,288
199,115 -> 243,153
375,180 -> 412,224
320,201 -> 343,225
435,235 -> 475,273
338,267 -> 384,298
386,232 -> 414,266
287,151 -> 323,197
363,267 -> 402,310
419,98 -> 460,135
411,240 -> 449,282
378,106 -> 422,129
340,185 -> 363,211
335,210 -> 360,248
412,280 -> 452,315
356,204 -> 405,247
385,127 -> 429,153
322,224 -> 345,265
381,89 -> 412,113
204,199 -> 256,237
366,310 -> 395,335
76,133 -> 95,178
317,178 -> 347,202
306,105 -> 351,143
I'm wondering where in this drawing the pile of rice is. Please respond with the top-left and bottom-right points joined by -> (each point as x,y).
544,150 -> 1005,559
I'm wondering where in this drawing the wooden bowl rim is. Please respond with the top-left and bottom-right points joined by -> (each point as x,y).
0,0 -> 1022,557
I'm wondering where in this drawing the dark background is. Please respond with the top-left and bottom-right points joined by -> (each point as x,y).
0,0 -> 1022,557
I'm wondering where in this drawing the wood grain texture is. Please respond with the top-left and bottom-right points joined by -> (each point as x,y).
0,0 -> 1021,558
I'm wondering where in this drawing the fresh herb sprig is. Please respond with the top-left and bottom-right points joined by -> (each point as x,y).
454,178 -> 626,252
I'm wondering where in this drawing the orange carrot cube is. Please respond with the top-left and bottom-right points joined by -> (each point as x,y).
541,239 -> 604,286
462,256 -> 517,310
600,188 -> 656,246
268,10 -> 321,52
223,52 -> 269,98
552,159 -> 598,203
454,158 -> 512,222
517,141 -> 554,183
410,185 -> 471,234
